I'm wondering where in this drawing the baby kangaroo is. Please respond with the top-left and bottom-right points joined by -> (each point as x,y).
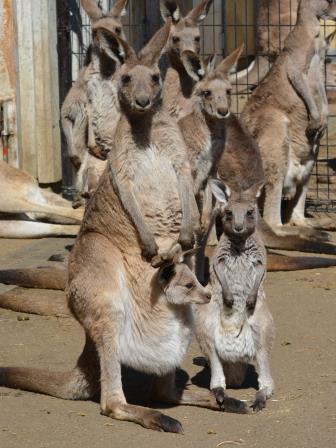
194,180 -> 275,412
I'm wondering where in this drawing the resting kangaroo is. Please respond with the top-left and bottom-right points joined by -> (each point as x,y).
161,0 -> 213,120
194,180 -> 274,412
0,21 -> 248,433
61,0 -> 128,174
0,161 -> 82,238
241,0 -> 336,239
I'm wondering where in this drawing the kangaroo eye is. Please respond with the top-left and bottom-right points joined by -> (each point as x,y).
226,89 -> 232,96
172,36 -> 180,44
195,36 -> 200,42
115,27 -> 121,35
122,75 -> 131,84
226,210 -> 233,219
185,283 -> 194,290
247,210 -> 254,217
152,74 -> 160,84
203,90 -> 211,98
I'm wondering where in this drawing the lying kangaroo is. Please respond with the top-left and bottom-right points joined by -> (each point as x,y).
0,22 -> 248,433
241,0 -> 336,239
61,0 -> 128,169
161,0 -> 213,120
194,180 -> 274,412
0,161 -> 82,238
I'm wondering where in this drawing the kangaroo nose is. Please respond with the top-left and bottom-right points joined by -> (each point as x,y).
217,107 -> 229,118
135,96 -> 150,109
234,224 -> 244,232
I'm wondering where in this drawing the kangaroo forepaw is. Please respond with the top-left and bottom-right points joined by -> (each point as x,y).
178,231 -> 195,250
151,243 -> 182,268
212,388 -> 249,414
251,390 -> 267,413
246,292 -> 257,311
223,294 -> 234,308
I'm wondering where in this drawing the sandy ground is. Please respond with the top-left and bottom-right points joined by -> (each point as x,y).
0,238 -> 336,448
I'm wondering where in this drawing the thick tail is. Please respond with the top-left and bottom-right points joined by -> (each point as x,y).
267,253 -> 336,271
259,219 -> 336,255
0,267 -> 66,290
0,287 -> 69,316
0,338 -> 99,399
0,221 -> 80,238
230,55 -> 271,93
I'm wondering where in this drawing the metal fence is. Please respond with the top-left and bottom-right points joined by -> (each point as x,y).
58,0 -> 336,212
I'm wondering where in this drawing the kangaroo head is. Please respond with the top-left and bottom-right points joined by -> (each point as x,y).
160,0 -> 213,80
194,45 -> 244,119
209,180 -> 264,242
108,20 -> 172,114
301,0 -> 336,19
158,251 -> 211,305
81,0 -> 128,38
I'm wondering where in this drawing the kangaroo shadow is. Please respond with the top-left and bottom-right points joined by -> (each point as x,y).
191,357 -> 259,391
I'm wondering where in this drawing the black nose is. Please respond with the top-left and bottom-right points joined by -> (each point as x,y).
217,107 -> 229,117
135,97 -> 150,108
234,224 -> 244,233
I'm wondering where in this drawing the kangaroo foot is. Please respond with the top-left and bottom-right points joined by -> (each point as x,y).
251,389 -> 267,413
102,402 -> 183,434
212,387 -> 249,414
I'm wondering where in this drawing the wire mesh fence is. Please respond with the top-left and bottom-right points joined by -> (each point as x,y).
59,0 -> 336,212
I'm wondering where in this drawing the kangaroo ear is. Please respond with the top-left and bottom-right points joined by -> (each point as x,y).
158,263 -> 176,287
326,30 -> 336,47
160,0 -> 181,23
139,19 -> 172,66
181,50 -> 205,81
187,0 -> 213,24
209,179 -> 231,204
245,181 -> 264,199
109,0 -> 128,18
93,26 -> 135,62
203,54 -> 216,73
81,0 -> 103,21
216,43 -> 245,75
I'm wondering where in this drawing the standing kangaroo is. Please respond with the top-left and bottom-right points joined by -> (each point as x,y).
61,0 -> 128,170
0,22 -> 248,433
161,0 -> 213,120
194,180 -> 274,412
241,0 -> 336,239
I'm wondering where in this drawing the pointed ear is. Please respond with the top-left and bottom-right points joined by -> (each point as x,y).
187,0 -> 213,24
158,263 -> 176,287
216,43 -> 245,76
81,0 -> 103,21
209,179 -> 231,204
181,50 -> 205,81
139,19 -> 172,66
203,54 -> 216,73
326,30 -> 336,47
109,0 -> 128,18
92,26 -> 135,62
160,0 -> 181,23
245,181 -> 264,199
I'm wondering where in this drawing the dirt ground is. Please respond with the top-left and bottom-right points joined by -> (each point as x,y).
0,238 -> 336,448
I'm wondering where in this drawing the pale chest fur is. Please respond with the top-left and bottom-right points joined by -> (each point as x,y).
117,271 -> 193,375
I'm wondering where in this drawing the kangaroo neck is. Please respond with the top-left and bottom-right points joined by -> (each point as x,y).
120,102 -> 159,147
169,53 -> 196,99
296,5 -> 320,35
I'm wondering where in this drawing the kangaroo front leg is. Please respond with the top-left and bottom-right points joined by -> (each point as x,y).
108,164 -> 158,261
214,260 -> 234,308
177,174 -> 200,249
151,371 -> 248,414
246,263 -> 265,311
252,349 -> 274,412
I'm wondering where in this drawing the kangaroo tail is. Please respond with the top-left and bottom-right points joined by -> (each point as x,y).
0,287 -> 70,316
0,267 -> 66,290
0,339 -> 99,399
259,220 -> 336,255
267,253 -> 336,271
230,55 -> 270,93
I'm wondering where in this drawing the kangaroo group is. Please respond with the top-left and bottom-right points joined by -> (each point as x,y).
1,0 -> 336,435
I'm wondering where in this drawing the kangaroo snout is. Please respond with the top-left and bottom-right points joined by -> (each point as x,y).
217,107 -> 230,118
135,96 -> 151,110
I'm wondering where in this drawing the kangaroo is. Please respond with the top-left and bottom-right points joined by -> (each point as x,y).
232,0 -> 298,92
0,22 -> 248,434
194,180 -> 274,412
61,0 -> 128,169
241,0 -> 336,240
161,0 -> 213,120
0,161 -> 82,238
